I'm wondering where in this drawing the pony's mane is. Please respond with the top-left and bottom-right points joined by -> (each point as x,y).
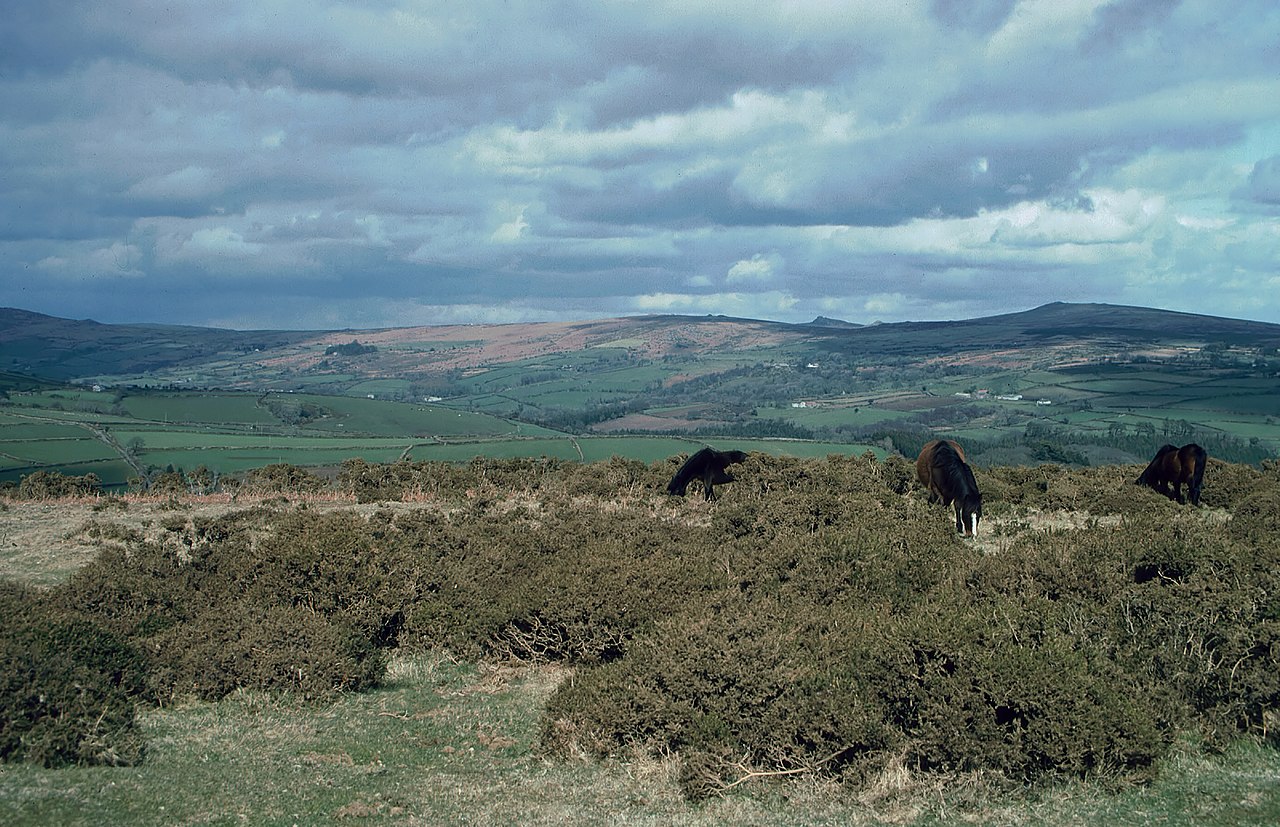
932,441 -> 980,502
1138,444 -> 1178,483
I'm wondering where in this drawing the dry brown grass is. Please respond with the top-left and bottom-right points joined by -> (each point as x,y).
0,492 -> 372,587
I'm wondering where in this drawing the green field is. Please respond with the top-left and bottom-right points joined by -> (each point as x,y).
0,388 -> 884,489
756,404 -> 911,429
119,393 -> 277,425
758,360 -> 1280,464
140,446 -> 412,474
0,439 -> 118,466
0,389 -> 532,486
277,393 -> 524,437
4,308 -> 1280,490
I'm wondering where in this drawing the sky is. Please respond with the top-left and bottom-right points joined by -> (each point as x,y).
2,0 -> 1279,331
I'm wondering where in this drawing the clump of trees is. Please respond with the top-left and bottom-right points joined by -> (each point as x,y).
1,454 -> 1277,801
324,340 -> 379,357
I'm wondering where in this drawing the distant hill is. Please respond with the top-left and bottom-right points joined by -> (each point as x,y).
0,307 -> 315,382
4,302 -> 1279,472
2,302 -> 1279,390
956,302 -> 1280,345
803,316 -> 862,329
807,302 -> 1280,358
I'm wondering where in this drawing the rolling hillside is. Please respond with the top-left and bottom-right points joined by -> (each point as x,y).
2,303 -> 1279,485
4,303 -> 1279,388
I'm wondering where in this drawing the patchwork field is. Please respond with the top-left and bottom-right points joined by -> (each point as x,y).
0,389 -> 882,489
3,304 -> 1279,491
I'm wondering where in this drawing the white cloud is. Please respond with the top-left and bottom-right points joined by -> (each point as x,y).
490,205 -> 530,243
466,88 -> 860,177
990,189 -> 1165,247
726,252 -> 782,284
126,165 -> 219,200
986,0 -> 1109,59
1175,215 -> 1232,231
629,290 -> 799,318
184,227 -> 263,258
34,242 -> 145,280
854,293 -> 911,318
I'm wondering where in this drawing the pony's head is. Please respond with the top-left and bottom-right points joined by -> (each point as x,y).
960,492 -> 983,536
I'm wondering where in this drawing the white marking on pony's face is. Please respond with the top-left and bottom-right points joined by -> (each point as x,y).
970,513 -> 978,537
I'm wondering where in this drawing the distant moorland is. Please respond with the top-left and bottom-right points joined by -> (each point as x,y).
2,301 -> 1279,488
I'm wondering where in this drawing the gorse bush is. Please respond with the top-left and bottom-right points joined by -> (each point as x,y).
147,601 -> 385,701
0,581 -> 149,767
539,479 -> 1187,797
236,463 -> 326,495
53,507 -> 396,702
7,469 -> 102,500
5,453 -> 1278,802
532,455 -> 1279,797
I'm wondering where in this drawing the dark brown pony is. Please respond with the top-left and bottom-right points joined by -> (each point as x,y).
1136,443 -> 1207,505
667,447 -> 749,501
916,439 -> 982,536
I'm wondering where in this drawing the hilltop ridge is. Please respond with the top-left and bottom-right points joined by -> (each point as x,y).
4,302 -> 1279,388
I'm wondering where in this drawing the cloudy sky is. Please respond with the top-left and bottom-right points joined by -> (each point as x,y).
2,1 -> 1279,330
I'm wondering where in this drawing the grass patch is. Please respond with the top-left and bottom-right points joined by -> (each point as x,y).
1,653 -> 1277,827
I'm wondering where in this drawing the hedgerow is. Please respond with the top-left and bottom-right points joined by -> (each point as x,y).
236,462 -> 327,495
4,453 -> 1277,803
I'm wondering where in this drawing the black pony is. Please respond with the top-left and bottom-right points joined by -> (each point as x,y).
666,447 -> 749,501
916,439 -> 982,536
1136,443 -> 1207,505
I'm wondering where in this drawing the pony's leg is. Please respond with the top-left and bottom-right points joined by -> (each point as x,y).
954,504 -> 964,534
1172,483 -> 1185,504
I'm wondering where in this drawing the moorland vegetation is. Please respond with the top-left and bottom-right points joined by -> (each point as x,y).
3,452 -> 1278,807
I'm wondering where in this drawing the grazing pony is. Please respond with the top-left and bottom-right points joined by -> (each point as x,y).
1136,443 -> 1207,505
916,439 -> 983,537
666,447 -> 749,501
